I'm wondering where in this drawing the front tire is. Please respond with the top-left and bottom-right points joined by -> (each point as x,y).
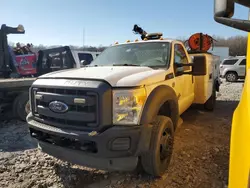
141,116 -> 174,177
225,72 -> 238,82
13,92 -> 30,121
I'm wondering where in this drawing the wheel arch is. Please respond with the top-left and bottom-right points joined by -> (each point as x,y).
225,70 -> 238,76
140,85 -> 179,129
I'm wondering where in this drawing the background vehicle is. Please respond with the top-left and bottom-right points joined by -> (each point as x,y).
0,24 -> 26,78
214,0 -> 250,187
0,24 -> 101,121
36,46 -> 100,76
15,53 -> 37,77
11,43 -> 38,78
220,56 -> 246,82
27,25 -> 220,177
72,50 -> 100,66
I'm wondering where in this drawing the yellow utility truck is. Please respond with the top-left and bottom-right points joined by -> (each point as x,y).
214,0 -> 250,187
27,26 -> 220,176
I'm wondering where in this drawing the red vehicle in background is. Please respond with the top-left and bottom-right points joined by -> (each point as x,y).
0,24 -> 102,121
15,53 -> 37,76
12,43 -> 38,77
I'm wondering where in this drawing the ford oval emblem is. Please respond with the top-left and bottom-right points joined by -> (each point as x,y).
49,101 -> 68,113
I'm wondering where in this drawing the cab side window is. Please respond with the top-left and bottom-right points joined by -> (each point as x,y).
174,44 -> 190,75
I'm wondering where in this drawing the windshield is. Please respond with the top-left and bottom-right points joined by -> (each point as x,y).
90,42 -> 171,67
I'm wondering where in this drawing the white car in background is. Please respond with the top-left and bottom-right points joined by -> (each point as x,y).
220,56 -> 246,82
71,50 -> 101,67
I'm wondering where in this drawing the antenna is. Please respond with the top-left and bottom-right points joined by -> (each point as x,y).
83,28 -> 85,48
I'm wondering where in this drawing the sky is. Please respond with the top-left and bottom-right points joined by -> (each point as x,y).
1,0 -> 249,47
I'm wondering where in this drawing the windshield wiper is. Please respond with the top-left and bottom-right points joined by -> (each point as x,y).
113,64 -> 140,66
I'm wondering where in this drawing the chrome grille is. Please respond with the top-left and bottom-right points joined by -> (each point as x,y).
31,87 -> 98,130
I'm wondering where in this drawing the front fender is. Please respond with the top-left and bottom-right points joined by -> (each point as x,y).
140,85 -> 179,128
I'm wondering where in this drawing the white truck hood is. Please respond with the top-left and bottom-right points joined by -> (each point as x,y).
40,66 -> 166,87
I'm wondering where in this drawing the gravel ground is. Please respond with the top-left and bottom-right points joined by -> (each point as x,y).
0,79 -> 243,188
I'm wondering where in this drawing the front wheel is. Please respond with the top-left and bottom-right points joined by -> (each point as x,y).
13,92 -> 30,121
225,72 -> 238,82
141,116 -> 174,177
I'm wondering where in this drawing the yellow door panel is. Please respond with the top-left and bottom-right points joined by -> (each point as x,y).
229,33 -> 250,188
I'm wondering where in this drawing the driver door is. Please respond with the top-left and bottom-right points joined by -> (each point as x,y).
173,42 -> 194,114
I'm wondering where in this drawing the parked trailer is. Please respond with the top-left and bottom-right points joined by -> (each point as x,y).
0,78 -> 36,120
0,41 -> 101,121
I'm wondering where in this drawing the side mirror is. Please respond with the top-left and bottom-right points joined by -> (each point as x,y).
235,0 -> 250,7
192,56 -> 207,76
174,62 -> 192,76
214,0 -> 234,17
174,62 -> 184,68
214,0 -> 250,32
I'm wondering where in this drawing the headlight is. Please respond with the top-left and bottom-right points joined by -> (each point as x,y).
113,88 -> 147,125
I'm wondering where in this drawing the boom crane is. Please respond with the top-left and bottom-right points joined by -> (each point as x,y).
132,24 -> 163,40
0,24 -> 25,78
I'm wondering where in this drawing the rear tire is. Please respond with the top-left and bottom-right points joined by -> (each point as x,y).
204,87 -> 216,111
225,72 -> 238,82
13,92 -> 30,121
141,116 -> 174,177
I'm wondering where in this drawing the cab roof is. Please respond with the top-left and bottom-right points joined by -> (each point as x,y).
113,38 -> 181,46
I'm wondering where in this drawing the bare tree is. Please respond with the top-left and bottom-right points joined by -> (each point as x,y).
9,35 -> 247,56
213,35 -> 247,56
177,35 -> 247,56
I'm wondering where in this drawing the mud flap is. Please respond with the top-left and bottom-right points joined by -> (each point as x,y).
177,117 -> 183,128
135,124 -> 153,155
215,79 -> 220,92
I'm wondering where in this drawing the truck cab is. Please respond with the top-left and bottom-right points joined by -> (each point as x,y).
27,31 -> 218,176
